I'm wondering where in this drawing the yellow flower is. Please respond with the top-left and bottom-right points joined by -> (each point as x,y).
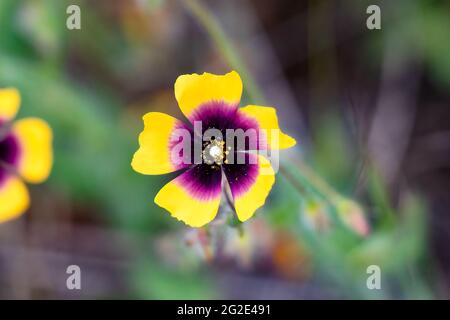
131,71 -> 296,227
0,88 -> 53,223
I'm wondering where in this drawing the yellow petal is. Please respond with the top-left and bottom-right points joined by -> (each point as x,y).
12,118 -> 53,184
229,155 -> 275,222
131,112 -> 189,175
239,105 -> 296,150
0,175 -> 30,224
154,165 -> 222,227
0,88 -> 21,122
174,71 -> 243,121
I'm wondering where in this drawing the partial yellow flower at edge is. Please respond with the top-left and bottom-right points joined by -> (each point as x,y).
0,87 -> 53,224
0,88 -> 21,122
12,118 -> 53,184
0,176 -> 30,224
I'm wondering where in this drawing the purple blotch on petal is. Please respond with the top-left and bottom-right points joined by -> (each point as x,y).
0,132 -> 21,187
190,101 -> 262,151
176,164 -> 222,201
223,153 -> 259,198
169,120 -> 194,169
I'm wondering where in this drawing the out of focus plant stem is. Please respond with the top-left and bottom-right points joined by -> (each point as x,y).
182,0 -> 368,235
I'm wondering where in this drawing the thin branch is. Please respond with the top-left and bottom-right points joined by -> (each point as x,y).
223,179 -> 236,214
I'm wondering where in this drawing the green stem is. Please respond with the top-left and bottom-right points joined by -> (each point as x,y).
279,164 -> 308,196
181,0 -> 265,104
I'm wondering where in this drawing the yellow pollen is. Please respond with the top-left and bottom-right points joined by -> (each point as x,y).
209,145 -> 222,158
202,138 -> 225,165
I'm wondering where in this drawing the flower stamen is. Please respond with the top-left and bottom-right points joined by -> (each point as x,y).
202,137 -> 225,165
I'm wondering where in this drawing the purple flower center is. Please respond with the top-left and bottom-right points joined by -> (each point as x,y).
172,101 -> 261,200
0,123 -> 20,186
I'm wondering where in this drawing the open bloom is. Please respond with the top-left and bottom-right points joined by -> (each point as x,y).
131,71 -> 296,227
0,88 -> 53,223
